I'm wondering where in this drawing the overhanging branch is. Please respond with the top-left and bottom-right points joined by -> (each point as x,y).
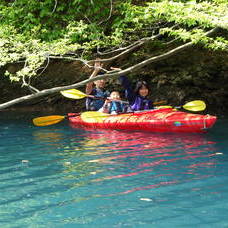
0,27 -> 220,110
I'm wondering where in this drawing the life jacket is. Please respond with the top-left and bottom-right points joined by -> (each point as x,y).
119,76 -> 153,111
130,96 -> 152,111
86,88 -> 110,111
110,101 -> 125,114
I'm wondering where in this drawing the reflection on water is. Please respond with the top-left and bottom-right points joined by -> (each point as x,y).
1,117 -> 227,227
33,130 -> 64,143
59,127 -> 221,198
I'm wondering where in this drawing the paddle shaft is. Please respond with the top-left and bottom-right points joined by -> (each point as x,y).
86,94 -> 129,104
87,94 -> 166,106
61,89 -> 167,106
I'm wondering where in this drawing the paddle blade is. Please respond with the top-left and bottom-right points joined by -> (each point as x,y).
156,105 -> 173,109
60,89 -> 86,99
183,100 -> 206,112
33,115 -> 65,126
81,111 -> 110,123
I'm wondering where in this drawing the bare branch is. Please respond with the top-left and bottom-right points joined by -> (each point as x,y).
98,0 -> 113,25
97,40 -> 142,56
22,74 -> 40,93
94,34 -> 162,63
97,34 -> 161,56
36,54 -> 50,76
83,15 -> 93,24
48,56 -> 92,67
51,0 -> 58,14
21,60 -> 40,93
164,38 -> 179,46
0,27 -> 219,110
97,24 -> 179,56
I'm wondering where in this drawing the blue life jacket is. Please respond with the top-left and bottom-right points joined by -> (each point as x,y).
86,88 -> 110,111
110,101 -> 125,114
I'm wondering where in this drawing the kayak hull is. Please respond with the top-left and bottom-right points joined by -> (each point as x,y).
68,108 -> 217,133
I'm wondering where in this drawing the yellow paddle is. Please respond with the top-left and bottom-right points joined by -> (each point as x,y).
60,89 -> 130,104
33,100 -> 206,127
67,100 -> 206,124
81,111 -> 110,123
157,100 -> 206,112
60,89 -> 93,100
60,89 -> 167,105
182,100 -> 206,112
33,115 -> 66,127
32,114 -> 79,127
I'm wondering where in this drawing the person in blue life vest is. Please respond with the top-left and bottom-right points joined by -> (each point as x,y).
119,75 -> 154,111
99,91 -> 127,114
85,59 -> 110,111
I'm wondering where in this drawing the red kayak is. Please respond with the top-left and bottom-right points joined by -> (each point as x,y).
68,108 -> 217,133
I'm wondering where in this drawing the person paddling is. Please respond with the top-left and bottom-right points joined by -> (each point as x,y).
85,59 -> 110,111
119,75 -> 153,111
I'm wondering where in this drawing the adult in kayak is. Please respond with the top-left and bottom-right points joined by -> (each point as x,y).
119,75 -> 154,111
85,59 -> 110,111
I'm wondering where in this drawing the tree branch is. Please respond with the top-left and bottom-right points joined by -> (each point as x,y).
97,34 -> 161,56
22,75 -> 40,93
0,27 -> 219,110
51,0 -> 58,14
21,61 -> 40,93
98,0 -> 113,25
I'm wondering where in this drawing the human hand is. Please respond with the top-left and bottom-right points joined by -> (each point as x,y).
105,98 -> 111,104
94,59 -> 103,72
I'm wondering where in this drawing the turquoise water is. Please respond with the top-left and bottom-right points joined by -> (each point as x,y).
0,112 -> 228,227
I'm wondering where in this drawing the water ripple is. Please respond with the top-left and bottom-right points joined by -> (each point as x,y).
0,115 -> 228,227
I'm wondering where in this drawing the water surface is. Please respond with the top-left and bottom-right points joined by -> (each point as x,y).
0,112 -> 228,227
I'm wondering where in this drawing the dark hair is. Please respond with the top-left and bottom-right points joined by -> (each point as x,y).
134,81 -> 149,94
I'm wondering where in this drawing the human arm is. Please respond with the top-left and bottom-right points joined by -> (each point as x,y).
119,75 -> 136,103
85,60 -> 103,95
98,99 -> 111,113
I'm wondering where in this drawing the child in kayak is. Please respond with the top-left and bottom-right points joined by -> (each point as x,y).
99,91 -> 127,114
119,75 -> 153,111
86,59 -> 110,111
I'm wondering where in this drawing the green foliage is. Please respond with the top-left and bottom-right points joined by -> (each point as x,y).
0,0 -> 227,83
0,0 -> 113,40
